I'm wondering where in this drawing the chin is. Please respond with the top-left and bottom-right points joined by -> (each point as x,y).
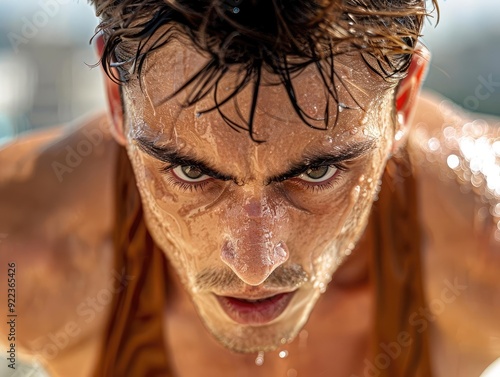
207,320 -> 304,354
193,289 -> 320,354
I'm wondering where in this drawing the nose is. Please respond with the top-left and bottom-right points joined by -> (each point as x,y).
221,238 -> 289,286
220,193 -> 290,285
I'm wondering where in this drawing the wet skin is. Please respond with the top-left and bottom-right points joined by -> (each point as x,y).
120,39 -> 398,353
1,33 -> 499,377
0,94 -> 499,377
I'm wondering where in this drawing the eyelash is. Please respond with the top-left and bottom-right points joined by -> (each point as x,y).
291,163 -> 349,192
158,163 -> 349,193
159,164 -> 213,192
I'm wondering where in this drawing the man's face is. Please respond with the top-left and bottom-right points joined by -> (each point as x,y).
122,39 -> 397,353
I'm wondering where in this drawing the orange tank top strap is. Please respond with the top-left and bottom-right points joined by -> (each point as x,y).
369,149 -> 433,377
93,146 -> 173,377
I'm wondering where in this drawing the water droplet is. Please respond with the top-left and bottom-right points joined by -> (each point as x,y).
447,154 -> 460,169
298,330 -> 308,349
255,351 -> 265,366
476,206 -> 489,222
397,113 -> 404,125
279,350 -> 289,359
395,130 -> 404,141
287,369 -> 298,377
443,126 -> 456,139
233,7 -> 240,13
494,229 -> 500,242
471,174 -> 483,188
314,281 -> 326,293
427,137 -> 440,152
493,203 -> 500,217
274,242 -> 288,259
280,338 -> 287,345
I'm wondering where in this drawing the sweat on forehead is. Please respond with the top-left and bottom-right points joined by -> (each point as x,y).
123,40 -> 396,143
92,0 -> 437,137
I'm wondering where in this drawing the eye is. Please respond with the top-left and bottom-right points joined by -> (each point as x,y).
298,165 -> 338,183
171,165 -> 211,183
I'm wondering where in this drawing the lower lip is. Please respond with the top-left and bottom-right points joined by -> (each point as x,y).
216,292 -> 295,325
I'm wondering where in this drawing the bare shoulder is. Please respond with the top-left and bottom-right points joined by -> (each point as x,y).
408,90 -> 499,241
0,113 -> 118,246
0,114 -> 117,219
0,114 -> 120,375
408,91 -> 500,375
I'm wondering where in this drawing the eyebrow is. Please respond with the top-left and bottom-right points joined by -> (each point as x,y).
133,137 -> 235,181
133,136 -> 376,184
268,139 -> 376,183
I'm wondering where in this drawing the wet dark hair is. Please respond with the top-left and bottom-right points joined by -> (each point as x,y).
90,0 -> 438,140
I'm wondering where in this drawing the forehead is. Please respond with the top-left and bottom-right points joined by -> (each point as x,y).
123,39 -> 396,165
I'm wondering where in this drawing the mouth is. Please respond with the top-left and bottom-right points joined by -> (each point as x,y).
215,291 -> 296,325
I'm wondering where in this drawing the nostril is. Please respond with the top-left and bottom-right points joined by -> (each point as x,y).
275,241 -> 287,259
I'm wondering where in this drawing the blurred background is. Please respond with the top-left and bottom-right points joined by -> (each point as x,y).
0,0 -> 103,146
0,0 -> 499,147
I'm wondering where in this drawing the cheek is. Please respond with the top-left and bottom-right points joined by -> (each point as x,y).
288,157 -> 387,274
283,158 -> 381,240
339,155 -> 387,235
287,186 -> 358,252
127,149 -> 221,274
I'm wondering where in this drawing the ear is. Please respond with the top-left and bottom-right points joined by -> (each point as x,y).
393,45 -> 430,151
95,33 -> 128,146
